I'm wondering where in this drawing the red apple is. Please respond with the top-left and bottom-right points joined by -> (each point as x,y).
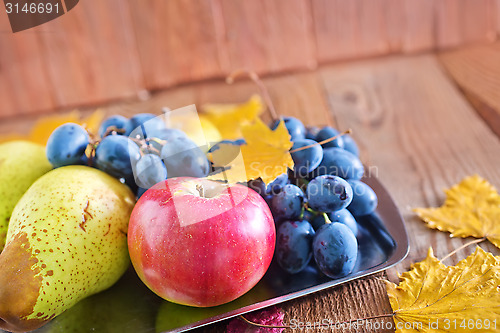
128,177 -> 275,307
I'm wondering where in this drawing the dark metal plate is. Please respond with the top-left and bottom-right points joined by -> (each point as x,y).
33,175 -> 409,333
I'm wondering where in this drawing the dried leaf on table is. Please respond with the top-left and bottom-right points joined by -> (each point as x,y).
386,247 -> 500,333
414,175 -> 500,249
203,95 -> 264,140
0,109 -> 104,145
209,119 -> 293,184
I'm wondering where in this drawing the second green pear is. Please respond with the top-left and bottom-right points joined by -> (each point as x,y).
0,140 -> 52,250
0,166 -> 135,332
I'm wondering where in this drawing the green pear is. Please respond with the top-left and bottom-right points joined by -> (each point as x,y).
0,141 -> 52,250
0,166 -> 135,332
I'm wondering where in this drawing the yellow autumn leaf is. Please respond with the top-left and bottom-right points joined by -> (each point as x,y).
0,109 -> 104,145
414,175 -> 500,249
209,119 -> 293,184
203,95 -> 263,140
386,247 -> 500,333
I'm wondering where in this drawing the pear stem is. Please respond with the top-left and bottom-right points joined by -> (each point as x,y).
440,237 -> 487,263
239,312 -> 394,329
289,129 -> 352,153
226,69 -> 279,121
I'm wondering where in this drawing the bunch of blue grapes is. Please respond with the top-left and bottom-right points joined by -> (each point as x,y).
261,117 -> 378,279
45,113 -> 210,199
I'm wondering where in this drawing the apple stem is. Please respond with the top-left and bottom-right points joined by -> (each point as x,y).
289,129 -> 352,154
439,237 -> 487,263
226,69 -> 279,122
196,184 -> 205,198
239,312 -> 394,329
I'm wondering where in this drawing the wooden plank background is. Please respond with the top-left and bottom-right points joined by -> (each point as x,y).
1,42 -> 500,331
0,0 -> 499,119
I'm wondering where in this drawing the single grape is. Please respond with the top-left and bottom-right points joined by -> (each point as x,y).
161,136 -> 209,178
276,220 -> 315,274
98,115 -> 129,137
328,208 -> 358,235
125,113 -> 166,137
147,128 -> 188,152
310,147 -> 364,180
347,180 -> 378,216
95,135 -> 141,179
266,173 -> 289,195
46,123 -> 89,168
271,117 -> 306,141
291,139 -> 323,177
305,126 -> 320,141
247,178 -> 266,197
306,175 -> 353,212
315,126 -> 344,149
313,222 -> 358,278
270,184 -> 304,220
342,134 -> 359,157
134,154 -> 168,189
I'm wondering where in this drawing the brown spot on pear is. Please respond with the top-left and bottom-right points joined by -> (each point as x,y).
0,141 -> 52,251
0,166 -> 135,331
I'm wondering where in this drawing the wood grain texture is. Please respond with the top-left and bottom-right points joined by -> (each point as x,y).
402,0 -> 435,52
461,0 -> 497,43
320,54 -> 500,276
215,0 -> 317,74
281,274 -> 393,333
1,0 -> 500,118
128,0 -> 226,89
35,0 -> 144,108
311,0 -> 403,62
435,0 -> 497,48
435,0 -> 463,48
438,42 -> 500,136
497,0 -> 500,35
0,14 -> 55,117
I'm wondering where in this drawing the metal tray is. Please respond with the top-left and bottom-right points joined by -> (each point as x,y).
34,175 -> 409,333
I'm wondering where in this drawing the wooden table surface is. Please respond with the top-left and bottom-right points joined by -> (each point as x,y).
1,42 -> 500,332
